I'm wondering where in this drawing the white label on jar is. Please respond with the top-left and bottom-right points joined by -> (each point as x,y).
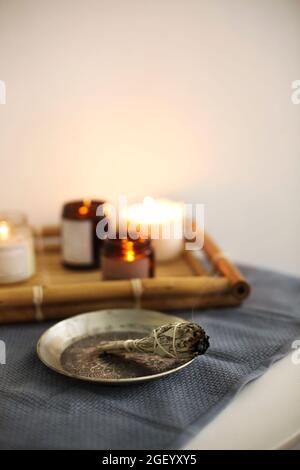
62,219 -> 93,264
102,257 -> 150,280
0,241 -> 34,283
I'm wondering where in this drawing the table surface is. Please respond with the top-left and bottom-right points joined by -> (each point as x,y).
184,351 -> 300,450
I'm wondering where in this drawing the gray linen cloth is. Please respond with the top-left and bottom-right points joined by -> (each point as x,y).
0,265 -> 300,449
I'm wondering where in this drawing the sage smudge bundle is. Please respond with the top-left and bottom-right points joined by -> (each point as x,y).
97,321 -> 209,361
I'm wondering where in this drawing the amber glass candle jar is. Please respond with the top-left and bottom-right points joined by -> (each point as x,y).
101,235 -> 155,280
62,200 -> 105,269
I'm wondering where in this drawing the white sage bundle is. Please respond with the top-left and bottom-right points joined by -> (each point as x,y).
97,321 -> 209,361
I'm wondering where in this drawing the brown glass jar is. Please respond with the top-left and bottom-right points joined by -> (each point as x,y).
101,235 -> 155,280
61,200 -> 106,269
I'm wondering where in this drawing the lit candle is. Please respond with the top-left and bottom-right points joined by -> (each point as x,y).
101,235 -> 154,280
126,197 -> 184,262
0,220 -> 10,240
0,212 -> 36,284
61,199 -> 106,269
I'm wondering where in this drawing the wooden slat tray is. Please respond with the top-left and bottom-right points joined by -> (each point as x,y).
0,226 -> 250,324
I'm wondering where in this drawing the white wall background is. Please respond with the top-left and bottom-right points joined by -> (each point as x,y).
0,0 -> 299,275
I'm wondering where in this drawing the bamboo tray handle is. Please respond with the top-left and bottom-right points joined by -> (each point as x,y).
203,232 -> 250,300
184,220 -> 250,301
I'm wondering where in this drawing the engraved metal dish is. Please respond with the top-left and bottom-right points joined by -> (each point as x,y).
37,309 -> 195,384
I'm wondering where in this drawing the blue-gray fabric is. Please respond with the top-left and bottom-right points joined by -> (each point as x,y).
0,265 -> 300,450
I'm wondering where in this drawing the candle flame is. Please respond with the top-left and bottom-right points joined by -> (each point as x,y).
126,197 -> 183,224
123,240 -> 135,262
78,199 -> 91,216
126,251 -> 135,262
0,221 -> 10,241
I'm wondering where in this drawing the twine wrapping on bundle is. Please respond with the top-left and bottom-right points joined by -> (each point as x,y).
97,321 -> 210,362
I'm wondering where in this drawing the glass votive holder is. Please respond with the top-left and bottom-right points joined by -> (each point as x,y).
0,211 -> 36,284
101,235 -> 155,280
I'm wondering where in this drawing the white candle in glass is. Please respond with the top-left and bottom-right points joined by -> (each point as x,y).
125,197 -> 184,262
0,212 -> 36,284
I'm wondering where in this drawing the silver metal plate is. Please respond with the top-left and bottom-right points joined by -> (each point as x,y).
37,309 -> 195,384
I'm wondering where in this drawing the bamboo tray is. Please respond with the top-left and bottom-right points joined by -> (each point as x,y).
0,225 -> 250,324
